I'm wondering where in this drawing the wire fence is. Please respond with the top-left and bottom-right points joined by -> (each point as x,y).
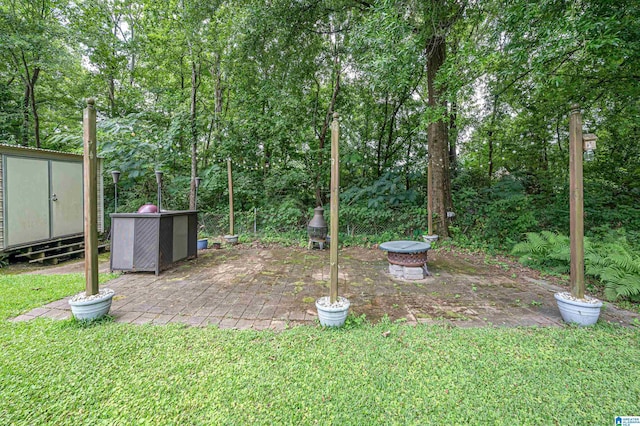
199,209 -> 428,239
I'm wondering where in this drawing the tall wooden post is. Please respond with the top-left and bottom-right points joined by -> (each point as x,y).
427,155 -> 433,236
569,104 -> 585,299
227,158 -> 234,236
329,112 -> 340,303
83,98 -> 99,296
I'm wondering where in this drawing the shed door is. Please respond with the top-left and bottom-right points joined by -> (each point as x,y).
5,156 -> 50,246
51,160 -> 83,238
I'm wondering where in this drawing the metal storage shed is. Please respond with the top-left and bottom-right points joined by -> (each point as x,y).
0,144 -> 104,254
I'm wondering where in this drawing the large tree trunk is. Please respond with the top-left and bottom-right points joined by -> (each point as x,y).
426,35 -> 451,238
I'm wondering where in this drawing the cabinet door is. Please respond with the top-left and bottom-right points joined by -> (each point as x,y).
4,156 -> 50,246
51,160 -> 83,238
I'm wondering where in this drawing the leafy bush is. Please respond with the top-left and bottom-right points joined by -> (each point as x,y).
512,231 -> 640,301
340,205 -> 427,238
453,175 -> 539,249
342,171 -> 420,209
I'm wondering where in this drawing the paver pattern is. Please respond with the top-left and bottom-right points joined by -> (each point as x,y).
12,245 -> 640,329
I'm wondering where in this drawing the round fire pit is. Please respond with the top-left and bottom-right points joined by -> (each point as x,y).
379,240 -> 431,280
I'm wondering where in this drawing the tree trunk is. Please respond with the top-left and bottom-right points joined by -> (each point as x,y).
449,98 -> 457,171
376,96 -> 389,177
108,75 -> 116,116
314,64 -> 340,207
22,85 -> 29,146
18,52 -> 40,147
426,35 -> 451,238
189,60 -> 199,210
30,67 -> 41,148
487,94 -> 499,179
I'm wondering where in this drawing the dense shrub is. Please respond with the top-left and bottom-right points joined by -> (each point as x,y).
453,174 -> 539,249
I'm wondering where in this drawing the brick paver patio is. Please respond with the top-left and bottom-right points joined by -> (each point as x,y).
11,245 -> 640,329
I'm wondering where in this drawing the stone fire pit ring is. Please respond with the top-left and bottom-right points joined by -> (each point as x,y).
379,240 -> 431,280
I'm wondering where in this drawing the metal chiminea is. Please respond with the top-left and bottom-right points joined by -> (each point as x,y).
307,206 -> 328,249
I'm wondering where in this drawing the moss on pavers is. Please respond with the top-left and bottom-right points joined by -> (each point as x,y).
14,245 -> 640,327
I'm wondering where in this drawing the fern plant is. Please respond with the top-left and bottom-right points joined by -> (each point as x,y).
512,232 -> 640,302
585,238 -> 640,301
511,231 -> 571,274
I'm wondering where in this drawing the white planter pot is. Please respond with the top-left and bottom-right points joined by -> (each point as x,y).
423,234 -> 439,243
554,292 -> 602,326
316,296 -> 350,327
224,235 -> 239,245
69,288 -> 115,321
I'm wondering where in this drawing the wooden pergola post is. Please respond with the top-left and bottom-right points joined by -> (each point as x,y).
83,98 -> 99,296
329,112 -> 340,304
569,104 -> 585,299
227,158 -> 234,236
427,154 -> 433,236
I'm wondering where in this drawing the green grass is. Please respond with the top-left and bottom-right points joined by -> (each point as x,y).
0,273 -> 117,319
1,275 -> 639,425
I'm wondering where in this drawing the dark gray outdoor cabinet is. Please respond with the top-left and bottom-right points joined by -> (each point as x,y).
110,210 -> 198,275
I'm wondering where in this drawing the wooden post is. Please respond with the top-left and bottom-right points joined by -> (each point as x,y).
329,112 -> 340,303
427,155 -> 433,236
83,98 -> 99,296
227,158 -> 234,236
569,104 -> 585,299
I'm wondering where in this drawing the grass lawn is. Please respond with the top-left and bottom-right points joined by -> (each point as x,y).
1,274 -> 639,425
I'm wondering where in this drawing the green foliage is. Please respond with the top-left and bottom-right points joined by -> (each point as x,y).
511,231 -> 571,274
512,232 -> 640,301
0,273 -> 117,320
453,174 -> 539,249
342,171 -> 420,209
260,199 -> 307,230
0,0 -> 638,262
586,237 -> 640,302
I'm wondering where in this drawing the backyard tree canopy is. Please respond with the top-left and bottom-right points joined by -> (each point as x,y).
0,0 -> 638,246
